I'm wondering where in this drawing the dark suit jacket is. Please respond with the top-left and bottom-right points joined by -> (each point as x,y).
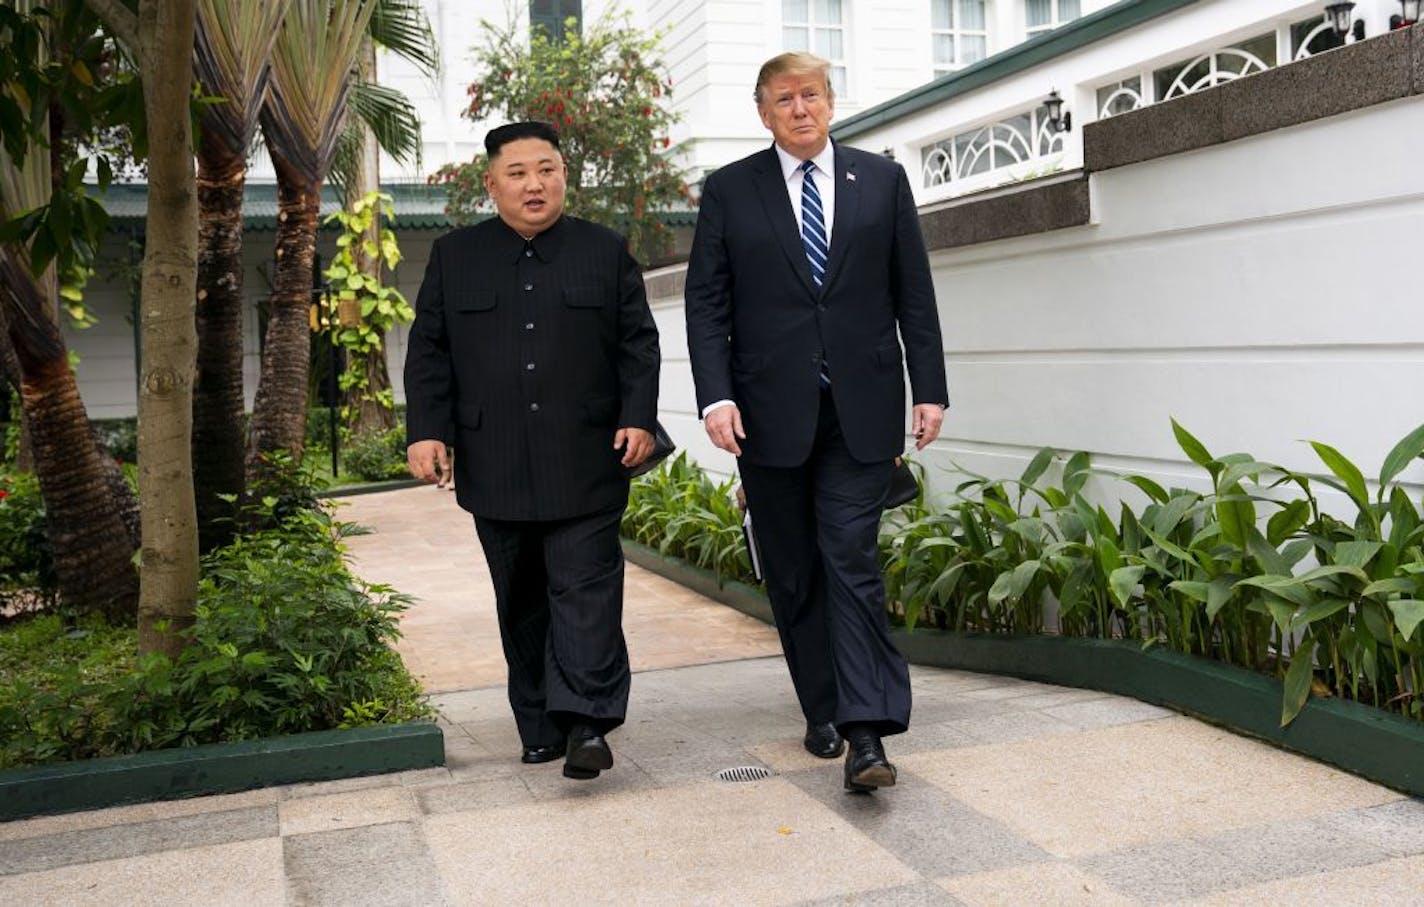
404,215 -> 660,521
684,142 -> 948,467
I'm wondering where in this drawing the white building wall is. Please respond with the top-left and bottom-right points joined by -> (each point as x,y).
645,94 -> 1424,503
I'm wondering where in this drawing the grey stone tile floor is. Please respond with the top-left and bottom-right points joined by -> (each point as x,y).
3,657 -> 1424,905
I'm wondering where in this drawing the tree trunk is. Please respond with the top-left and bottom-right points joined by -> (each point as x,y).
134,0 -> 199,659
345,38 -> 394,437
247,150 -> 320,472
0,256 -> 139,618
193,137 -> 247,553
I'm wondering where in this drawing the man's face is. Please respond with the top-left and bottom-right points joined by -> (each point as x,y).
483,137 -> 567,236
757,70 -> 835,160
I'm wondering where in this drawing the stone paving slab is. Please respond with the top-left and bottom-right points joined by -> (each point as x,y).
5,486 -> 1424,904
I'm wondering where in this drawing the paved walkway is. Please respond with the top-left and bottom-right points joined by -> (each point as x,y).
2,485 -> 1423,905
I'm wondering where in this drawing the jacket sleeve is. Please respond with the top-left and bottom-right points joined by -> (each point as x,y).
616,244 -> 661,431
889,165 -> 950,408
683,173 -> 736,414
403,238 -> 455,445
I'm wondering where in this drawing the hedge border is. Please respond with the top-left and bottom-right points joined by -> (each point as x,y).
622,540 -> 1424,797
0,721 -> 444,822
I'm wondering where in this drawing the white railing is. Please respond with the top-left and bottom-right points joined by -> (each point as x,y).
920,104 -> 1066,192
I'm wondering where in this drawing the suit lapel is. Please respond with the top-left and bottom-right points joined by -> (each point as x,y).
752,147 -> 818,298
821,144 -> 857,295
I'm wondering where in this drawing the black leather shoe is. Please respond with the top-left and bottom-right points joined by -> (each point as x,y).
803,721 -> 846,759
563,724 -> 613,780
521,742 -> 564,764
843,727 -> 896,792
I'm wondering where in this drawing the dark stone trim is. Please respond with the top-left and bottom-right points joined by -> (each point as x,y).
0,722 -> 445,821
919,173 -> 1091,251
834,0 -> 1201,141
627,543 -> 1424,798
1086,24 -> 1422,173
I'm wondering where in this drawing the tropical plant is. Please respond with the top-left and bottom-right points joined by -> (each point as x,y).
623,454 -> 753,584
431,6 -> 689,264
320,190 -> 414,431
191,0 -> 291,554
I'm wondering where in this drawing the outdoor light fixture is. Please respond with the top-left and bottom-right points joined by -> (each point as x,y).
881,146 -> 896,160
1392,0 -> 1421,29
1324,1 -> 1355,36
1044,90 -> 1072,133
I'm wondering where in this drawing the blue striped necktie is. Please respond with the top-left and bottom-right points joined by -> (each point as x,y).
800,160 -> 831,388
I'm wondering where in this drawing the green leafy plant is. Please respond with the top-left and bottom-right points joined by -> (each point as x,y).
0,471 -> 56,612
321,190 -> 415,428
623,453 -> 752,584
341,426 -> 411,482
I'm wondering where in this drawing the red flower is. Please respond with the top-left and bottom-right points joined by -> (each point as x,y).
0,489 -> 9,500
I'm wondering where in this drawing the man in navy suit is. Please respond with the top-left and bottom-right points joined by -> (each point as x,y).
406,122 -> 661,780
685,53 -> 948,792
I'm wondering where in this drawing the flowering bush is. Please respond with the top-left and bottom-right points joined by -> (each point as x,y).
429,7 -> 690,264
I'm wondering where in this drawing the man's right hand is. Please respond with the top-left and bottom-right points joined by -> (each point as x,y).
407,439 -> 449,484
703,404 -> 745,457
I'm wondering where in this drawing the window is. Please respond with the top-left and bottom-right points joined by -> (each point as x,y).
530,0 -> 581,42
1026,0 -> 1081,37
783,0 -> 848,97
932,0 -> 988,75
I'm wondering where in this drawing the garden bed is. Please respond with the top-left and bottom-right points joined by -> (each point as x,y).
0,721 -> 444,821
623,540 -> 1424,798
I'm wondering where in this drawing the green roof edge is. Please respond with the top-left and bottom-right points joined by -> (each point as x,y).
831,0 -> 1202,141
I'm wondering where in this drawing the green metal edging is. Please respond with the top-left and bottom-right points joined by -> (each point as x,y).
833,0 -> 1201,140
625,543 -> 1424,797
323,477 -> 426,498
0,721 -> 445,822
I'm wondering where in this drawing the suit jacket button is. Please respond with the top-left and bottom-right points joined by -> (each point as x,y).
817,304 -> 827,312
529,403 -> 540,412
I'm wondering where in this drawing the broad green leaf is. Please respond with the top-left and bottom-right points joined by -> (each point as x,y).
1143,525 -> 1194,563
1245,526 -> 1289,576
1218,460 -> 1274,491
1267,500 -> 1311,546
1234,575 -> 1313,608
1379,422 -> 1424,488
1007,559 -> 1041,600
1363,578 -> 1417,597
1152,493 -> 1199,536
1170,580 -> 1210,604
1293,564 -> 1368,587
1008,518 -> 1046,547
1108,565 -> 1145,609
1216,489 -> 1256,548
1290,598 -> 1350,632
1280,539 -> 1315,569
987,569 -> 1014,606
1310,441 -> 1370,514
1281,636 -> 1318,727
1063,451 -> 1091,496
1096,535 -> 1123,577
1125,474 -> 1169,505
1388,599 -> 1424,641
1171,418 -> 1214,469
1263,596 -> 1296,631
1020,447 -> 1055,487
1333,540 -> 1382,570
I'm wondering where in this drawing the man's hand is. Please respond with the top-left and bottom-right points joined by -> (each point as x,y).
911,404 -> 945,451
704,404 -> 745,457
616,427 -> 655,469
408,439 -> 449,483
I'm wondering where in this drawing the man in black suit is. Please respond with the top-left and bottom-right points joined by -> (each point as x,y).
685,53 -> 948,792
406,121 -> 661,780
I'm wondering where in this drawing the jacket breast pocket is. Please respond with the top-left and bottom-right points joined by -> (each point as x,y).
454,290 -> 496,313
455,402 -> 482,430
563,286 -> 605,309
874,342 -> 903,370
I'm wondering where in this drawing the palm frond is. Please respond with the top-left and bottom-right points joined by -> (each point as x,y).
262,0 -> 379,183
348,81 -> 422,167
369,0 -> 439,80
195,0 -> 291,157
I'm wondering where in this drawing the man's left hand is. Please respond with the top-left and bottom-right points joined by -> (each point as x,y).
616,427 -> 655,468
911,404 -> 945,451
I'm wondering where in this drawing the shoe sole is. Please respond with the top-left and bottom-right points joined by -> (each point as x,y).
562,765 -> 600,780
845,764 -> 897,792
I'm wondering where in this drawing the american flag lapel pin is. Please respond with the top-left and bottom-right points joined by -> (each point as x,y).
846,172 -> 856,182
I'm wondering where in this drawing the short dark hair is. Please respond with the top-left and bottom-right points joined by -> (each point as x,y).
485,121 -> 561,158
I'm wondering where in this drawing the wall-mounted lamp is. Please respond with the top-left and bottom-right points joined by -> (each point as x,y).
881,146 -> 896,160
1044,90 -> 1072,133
1324,1 -> 1367,41
1391,0 -> 1420,29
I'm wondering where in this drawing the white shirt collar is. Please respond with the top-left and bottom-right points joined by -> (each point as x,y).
774,141 -> 836,182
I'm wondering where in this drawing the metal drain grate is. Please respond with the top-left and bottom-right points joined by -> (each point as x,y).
714,765 -> 772,783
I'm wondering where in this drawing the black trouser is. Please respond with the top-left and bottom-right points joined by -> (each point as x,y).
739,391 -> 912,736
474,504 -> 630,746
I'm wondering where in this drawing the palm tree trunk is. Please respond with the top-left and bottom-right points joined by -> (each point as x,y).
0,255 -> 139,618
193,138 -> 247,552
247,150 -> 320,470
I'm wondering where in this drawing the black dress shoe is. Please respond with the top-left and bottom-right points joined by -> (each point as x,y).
520,742 -> 564,764
843,726 -> 896,792
803,721 -> 846,759
563,724 -> 613,780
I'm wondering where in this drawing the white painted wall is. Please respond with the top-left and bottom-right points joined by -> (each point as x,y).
642,94 -> 1424,510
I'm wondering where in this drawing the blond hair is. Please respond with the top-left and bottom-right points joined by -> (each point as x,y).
754,52 -> 834,104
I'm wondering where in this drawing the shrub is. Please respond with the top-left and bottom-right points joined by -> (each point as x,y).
342,427 -> 410,482
0,471 -> 56,611
90,417 -> 138,463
